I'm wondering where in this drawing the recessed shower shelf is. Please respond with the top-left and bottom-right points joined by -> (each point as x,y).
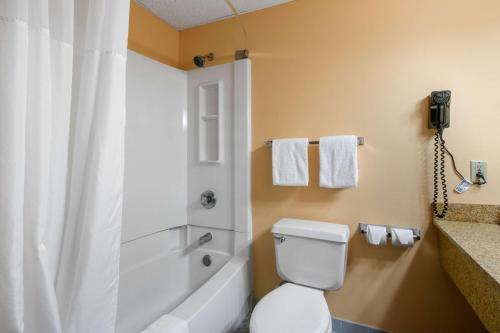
198,80 -> 223,162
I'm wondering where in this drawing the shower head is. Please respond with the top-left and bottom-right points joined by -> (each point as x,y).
193,53 -> 214,68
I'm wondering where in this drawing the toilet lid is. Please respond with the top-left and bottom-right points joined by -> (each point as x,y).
250,283 -> 331,333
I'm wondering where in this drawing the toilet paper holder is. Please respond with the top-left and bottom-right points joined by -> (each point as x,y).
358,223 -> 421,240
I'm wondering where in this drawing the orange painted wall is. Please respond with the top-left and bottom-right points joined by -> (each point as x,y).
179,0 -> 500,332
128,1 -> 179,67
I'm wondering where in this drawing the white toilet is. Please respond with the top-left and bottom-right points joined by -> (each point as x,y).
250,218 -> 350,333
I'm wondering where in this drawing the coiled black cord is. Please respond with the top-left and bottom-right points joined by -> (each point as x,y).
432,129 -> 448,219
432,132 -> 440,214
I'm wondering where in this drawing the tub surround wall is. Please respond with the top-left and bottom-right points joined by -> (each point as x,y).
118,50 -> 190,332
188,64 -> 235,230
122,50 -> 187,242
176,0 -> 500,332
187,59 -> 252,236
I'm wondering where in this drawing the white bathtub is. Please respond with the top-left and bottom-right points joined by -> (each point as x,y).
170,255 -> 251,333
117,226 -> 251,333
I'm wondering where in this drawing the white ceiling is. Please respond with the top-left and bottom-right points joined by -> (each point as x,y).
135,0 -> 293,30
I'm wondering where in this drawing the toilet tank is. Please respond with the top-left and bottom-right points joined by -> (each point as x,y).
272,218 -> 350,291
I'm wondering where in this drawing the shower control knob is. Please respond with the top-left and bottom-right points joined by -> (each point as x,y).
201,190 -> 216,209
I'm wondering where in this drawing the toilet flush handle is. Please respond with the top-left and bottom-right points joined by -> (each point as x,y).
273,235 -> 286,243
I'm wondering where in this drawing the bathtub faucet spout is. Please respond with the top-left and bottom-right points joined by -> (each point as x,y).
199,232 -> 213,246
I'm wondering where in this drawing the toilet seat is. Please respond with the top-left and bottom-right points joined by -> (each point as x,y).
250,283 -> 332,333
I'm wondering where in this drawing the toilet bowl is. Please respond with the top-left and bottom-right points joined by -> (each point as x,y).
250,283 -> 332,333
249,218 -> 349,333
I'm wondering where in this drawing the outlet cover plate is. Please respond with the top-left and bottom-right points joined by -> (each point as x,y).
470,160 -> 487,184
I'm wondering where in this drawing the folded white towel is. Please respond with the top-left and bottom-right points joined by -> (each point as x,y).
272,138 -> 309,186
141,314 -> 189,333
319,135 -> 358,188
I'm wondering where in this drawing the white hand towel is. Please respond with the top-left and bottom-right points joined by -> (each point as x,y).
141,314 -> 189,333
272,138 -> 309,186
319,135 -> 358,188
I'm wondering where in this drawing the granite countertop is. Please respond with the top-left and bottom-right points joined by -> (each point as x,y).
434,219 -> 500,285
433,203 -> 500,333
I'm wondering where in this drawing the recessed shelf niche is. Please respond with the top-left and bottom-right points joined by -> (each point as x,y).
198,81 -> 222,162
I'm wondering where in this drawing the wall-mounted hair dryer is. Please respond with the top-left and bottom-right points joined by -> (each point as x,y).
428,90 -> 451,130
429,90 -> 455,219
428,90 -> 486,218
428,90 -> 465,219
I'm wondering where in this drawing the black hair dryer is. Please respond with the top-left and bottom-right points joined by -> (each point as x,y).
428,90 -> 451,130
429,90 -> 453,219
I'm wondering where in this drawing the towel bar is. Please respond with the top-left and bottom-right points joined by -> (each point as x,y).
264,137 -> 364,148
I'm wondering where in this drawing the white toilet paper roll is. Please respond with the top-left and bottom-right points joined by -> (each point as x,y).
391,228 -> 414,247
366,225 -> 387,245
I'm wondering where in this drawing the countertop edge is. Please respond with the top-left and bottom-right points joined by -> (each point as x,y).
433,219 -> 499,286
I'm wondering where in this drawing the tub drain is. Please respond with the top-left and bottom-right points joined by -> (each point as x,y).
202,254 -> 212,267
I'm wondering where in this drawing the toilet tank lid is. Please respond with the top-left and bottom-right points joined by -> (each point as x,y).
272,218 -> 350,243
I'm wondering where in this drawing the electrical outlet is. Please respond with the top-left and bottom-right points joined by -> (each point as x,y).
470,160 -> 487,184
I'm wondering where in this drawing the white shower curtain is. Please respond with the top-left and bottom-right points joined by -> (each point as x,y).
0,1 -> 130,332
